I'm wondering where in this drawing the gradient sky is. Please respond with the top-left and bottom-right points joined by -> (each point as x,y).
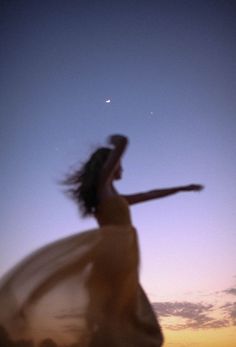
1,1 -> 236,346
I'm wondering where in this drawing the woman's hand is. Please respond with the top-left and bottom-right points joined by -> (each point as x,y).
182,184 -> 204,192
108,134 -> 128,147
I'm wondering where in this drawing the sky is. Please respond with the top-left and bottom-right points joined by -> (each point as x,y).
0,0 -> 236,346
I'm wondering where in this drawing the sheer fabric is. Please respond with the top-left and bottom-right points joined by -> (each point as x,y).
0,196 -> 163,346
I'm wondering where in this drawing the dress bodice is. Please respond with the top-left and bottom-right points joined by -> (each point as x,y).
95,195 -> 132,226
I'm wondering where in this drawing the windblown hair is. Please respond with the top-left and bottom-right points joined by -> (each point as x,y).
62,147 -> 112,216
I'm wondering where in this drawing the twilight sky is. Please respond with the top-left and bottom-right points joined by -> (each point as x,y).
0,1 -> 236,346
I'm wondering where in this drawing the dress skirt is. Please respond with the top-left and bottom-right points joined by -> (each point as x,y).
0,225 -> 163,347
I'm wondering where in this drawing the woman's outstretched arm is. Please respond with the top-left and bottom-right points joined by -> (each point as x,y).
123,184 -> 204,205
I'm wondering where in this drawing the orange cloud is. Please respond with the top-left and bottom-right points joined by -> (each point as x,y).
152,301 -> 230,330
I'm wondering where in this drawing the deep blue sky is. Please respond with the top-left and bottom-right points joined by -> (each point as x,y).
0,0 -> 236,304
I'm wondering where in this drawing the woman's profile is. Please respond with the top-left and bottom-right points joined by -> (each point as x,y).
0,134 -> 203,347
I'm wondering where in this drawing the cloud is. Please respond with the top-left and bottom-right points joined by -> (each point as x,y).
152,302 -> 230,330
221,302 -> 236,325
223,287 -> 236,296
153,301 -> 213,318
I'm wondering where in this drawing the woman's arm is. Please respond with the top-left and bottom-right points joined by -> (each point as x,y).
98,134 -> 128,188
123,184 -> 204,205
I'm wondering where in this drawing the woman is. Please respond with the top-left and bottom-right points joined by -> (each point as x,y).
0,134 -> 203,347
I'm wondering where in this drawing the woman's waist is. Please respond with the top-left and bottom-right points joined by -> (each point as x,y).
97,224 -> 139,269
98,220 -> 134,227
98,223 -> 136,235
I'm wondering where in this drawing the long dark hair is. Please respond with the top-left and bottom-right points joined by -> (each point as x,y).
62,147 -> 112,216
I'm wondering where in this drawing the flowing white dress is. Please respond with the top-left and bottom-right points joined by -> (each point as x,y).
0,195 -> 163,347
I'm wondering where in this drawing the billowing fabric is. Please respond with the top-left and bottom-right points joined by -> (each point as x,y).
0,196 -> 163,347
